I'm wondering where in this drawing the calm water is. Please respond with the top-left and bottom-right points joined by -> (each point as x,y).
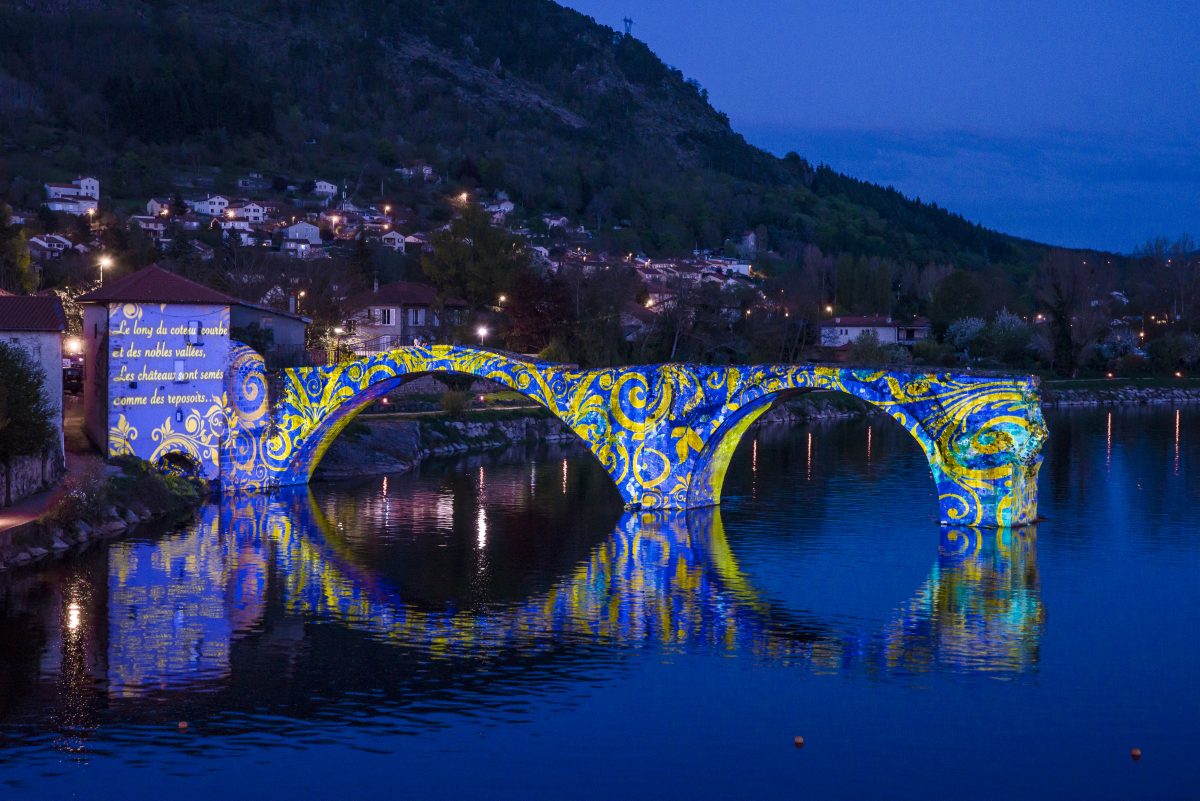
0,408 -> 1196,800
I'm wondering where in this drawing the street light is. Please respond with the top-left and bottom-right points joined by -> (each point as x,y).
825,305 -> 833,314
476,325 -> 488,345
98,255 -> 113,285
498,294 -> 507,304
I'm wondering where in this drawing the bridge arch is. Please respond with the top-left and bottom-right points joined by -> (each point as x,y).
222,345 -> 1046,528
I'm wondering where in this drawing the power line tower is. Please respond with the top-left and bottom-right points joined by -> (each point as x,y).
622,17 -> 633,37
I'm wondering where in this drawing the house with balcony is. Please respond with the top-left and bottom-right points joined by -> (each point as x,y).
819,315 -> 931,359
342,280 -> 468,351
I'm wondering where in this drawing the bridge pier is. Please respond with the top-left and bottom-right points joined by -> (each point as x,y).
222,345 -> 1046,529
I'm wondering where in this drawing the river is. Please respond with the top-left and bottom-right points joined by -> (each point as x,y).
0,407 -> 1196,800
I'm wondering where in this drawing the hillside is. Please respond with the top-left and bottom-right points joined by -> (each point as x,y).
0,0 -> 1046,268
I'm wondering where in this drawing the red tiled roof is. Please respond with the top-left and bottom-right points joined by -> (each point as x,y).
77,265 -> 236,305
0,295 -> 67,332
344,281 -> 468,311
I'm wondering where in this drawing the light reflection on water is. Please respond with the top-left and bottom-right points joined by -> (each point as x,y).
0,408 -> 1196,800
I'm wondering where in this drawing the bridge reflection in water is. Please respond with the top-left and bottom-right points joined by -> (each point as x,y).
87,489 -> 1044,700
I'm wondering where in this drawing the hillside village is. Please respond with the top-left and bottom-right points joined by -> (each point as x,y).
10,167 -> 879,360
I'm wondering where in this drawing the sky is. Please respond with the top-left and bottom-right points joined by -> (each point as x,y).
559,0 -> 1200,253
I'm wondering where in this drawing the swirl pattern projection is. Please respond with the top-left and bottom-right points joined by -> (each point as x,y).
222,343 -> 1047,528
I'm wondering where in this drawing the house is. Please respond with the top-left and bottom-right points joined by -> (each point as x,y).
43,196 -> 98,216
402,232 -> 432,254
284,220 -> 322,245
381,230 -> 405,251
230,301 -> 311,366
0,294 -> 67,504
27,235 -> 73,260
282,238 -> 319,258
45,176 -> 100,200
342,280 -> 468,351
237,173 -> 271,190
394,164 -> 435,182
226,202 -> 266,223
819,315 -> 932,351
313,180 -> 338,196
77,266 -> 236,478
146,197 -> 174,216
187,195 -> 233,217
130,215 -> 167,239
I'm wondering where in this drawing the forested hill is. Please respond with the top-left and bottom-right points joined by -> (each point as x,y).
0,0 -> 1046,267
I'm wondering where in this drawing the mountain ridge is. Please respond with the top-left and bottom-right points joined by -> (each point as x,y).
0,0 -> 1053,269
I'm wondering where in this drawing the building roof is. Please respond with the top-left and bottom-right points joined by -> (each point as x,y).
344,281 -> 468,311
819,315 -> 932,329
77,265 -> 236,305
0,295 -> 67,332
234,300 -> 312,325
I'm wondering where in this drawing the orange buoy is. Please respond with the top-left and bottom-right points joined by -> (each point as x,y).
1131,747 -> 1142,761
793,736 -> 805,748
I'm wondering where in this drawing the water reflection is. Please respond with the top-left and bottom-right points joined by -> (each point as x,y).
0,490 -> 1045,728
888,528 -> 1043,675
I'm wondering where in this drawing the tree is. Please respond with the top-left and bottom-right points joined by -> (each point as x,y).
946,317 -> 987,359
0,205 -> 35,294
0,343 -> 56,506
987,309 -> 1035,366
421,203 -> 529,308
1035,250 -> 1113,376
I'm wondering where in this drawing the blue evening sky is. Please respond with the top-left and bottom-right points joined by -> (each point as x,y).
559,0 -> 1200,253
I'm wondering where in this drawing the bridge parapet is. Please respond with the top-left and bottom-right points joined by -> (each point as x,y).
222,345 -> 1046,528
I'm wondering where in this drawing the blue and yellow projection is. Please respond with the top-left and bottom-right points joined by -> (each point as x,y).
222,344 -> 1047,528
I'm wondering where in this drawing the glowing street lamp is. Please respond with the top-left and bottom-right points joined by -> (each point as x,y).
98,255 -> 113,285
476,325 -> 489,345
498,294 -> 507,304
825,304 -> 833,314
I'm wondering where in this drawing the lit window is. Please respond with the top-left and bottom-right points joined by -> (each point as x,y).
174,359 -> 186,382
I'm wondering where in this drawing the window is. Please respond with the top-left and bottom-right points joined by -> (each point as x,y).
410,307 -> 425,326
185,320 -> 203,345
174,359 -> 187,382
376,308 -> 394,326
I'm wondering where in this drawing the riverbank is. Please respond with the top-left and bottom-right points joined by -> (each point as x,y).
0,457 -> 207,573
1040,378 -> 1200,407
316,410 -> 576,479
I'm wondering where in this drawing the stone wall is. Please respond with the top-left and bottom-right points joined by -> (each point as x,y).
1,450 -> 65,507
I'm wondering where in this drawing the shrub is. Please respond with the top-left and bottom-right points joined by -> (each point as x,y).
440,390 -> 468,417
43,463 -> 110,527
912,337 -> 957,366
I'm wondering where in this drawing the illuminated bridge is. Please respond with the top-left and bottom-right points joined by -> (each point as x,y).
221,344 -> 1047,528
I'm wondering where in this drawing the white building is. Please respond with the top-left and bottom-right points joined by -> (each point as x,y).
146,197 -> 172,216
45,176 -> 100,200
28,234 -> 73,256
43,196 -> 98,216
284,220 -> 322,245
313,180 -> 338,196
227,202 -> 266,223
819,315 -> 932,348
0,294 -> 66,505
187,195 -> 232,217
381,230 -> 405,251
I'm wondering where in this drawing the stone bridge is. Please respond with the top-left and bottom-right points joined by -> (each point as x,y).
222,344 -> 1047,528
